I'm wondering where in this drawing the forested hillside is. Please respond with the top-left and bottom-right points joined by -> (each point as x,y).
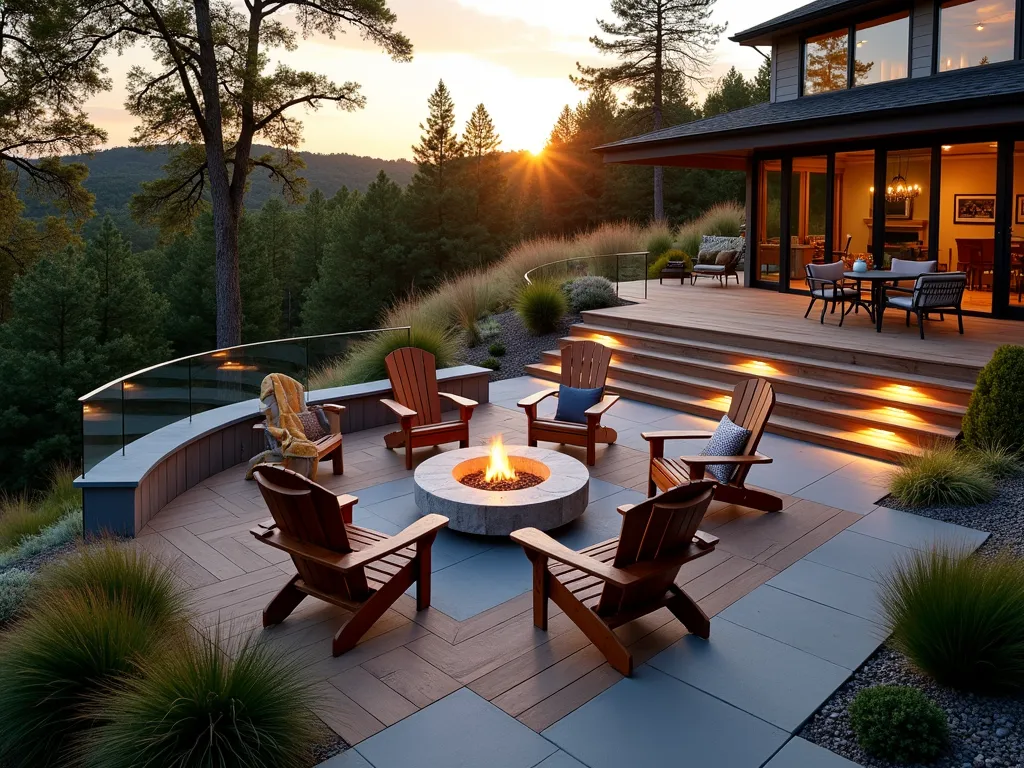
20,145 -> 416,217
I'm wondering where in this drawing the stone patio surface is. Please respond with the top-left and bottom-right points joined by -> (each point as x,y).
134,377 -> 989,768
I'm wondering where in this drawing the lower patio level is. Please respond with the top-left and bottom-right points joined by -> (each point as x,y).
134,377 -> 989,768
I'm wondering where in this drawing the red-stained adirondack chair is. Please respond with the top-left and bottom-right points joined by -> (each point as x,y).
517,340 -> 619,466
381,347 -> 478,470
251,464 -> 448,656
511,481 -> 719,676
644,378 -> 781,512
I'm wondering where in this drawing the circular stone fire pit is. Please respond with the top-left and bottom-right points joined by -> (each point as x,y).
413,446 -> 590,536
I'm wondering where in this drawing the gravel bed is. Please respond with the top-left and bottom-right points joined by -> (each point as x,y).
462,308 -> 583,381
803,478 -> 1024,767
801,647 -> 1024,768
879,476 -> 1024,557
0,540 -> 78,575
307,729 -> 349,766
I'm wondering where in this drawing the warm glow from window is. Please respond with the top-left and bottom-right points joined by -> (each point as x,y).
218,361 -> 257,371
211,351 -> 229,358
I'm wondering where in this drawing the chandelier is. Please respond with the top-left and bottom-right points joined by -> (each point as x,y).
885,156 -> 921,203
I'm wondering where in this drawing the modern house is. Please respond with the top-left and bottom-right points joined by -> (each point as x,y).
599,0 -> 1024,318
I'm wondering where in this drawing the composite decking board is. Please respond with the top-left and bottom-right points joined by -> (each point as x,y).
136,402 -> 867,746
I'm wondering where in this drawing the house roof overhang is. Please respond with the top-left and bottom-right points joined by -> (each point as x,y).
730,0 -> 892,46
597,63 -> 1024,169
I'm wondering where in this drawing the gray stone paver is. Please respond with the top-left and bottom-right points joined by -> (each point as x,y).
647,617 -> 852,732
351,689 -> 557,768
718,585 -> 884,669
542,666 -> 789,768
766,558 -> 883,623
802,529 -> 914,581
850,505 -> 990,551
765,737 -> 864,767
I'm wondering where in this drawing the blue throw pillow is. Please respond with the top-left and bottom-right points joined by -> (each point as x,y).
554,385 -> 604,424
700,414 -> 752,484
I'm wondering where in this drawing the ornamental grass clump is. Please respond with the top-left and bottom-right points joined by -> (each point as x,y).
966,441 -> 1024,480
888,442 -> 995,507
38,540 -> 186,621
880,545 -> 1024,692
0,590 -> 178,767
516,280 -> 567,335
83,632 -> 321,768
0,463 -> 80,550
849,685 -> 948,764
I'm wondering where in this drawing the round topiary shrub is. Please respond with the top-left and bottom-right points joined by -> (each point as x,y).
488,341 -> 506,357
647,249 -> 693,279
482,357 -> 501,371
880,545 -> 1024,692
963,344 -> 1024,452
516,281 -> 567,335
563,276 -> 618,312
849,685 -> 948,764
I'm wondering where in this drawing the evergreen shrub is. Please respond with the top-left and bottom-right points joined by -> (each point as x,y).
849,686 -> 948,763
963,345 -> 1024,452
563,276 -> 618,312
0,569 -> 32,626
488,342 -> 506,357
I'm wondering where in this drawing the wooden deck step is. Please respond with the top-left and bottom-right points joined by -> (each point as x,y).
538,346 -> 966,428
567,323 -> 975,406
525,362 -> 943,462
579,310 -> 982,384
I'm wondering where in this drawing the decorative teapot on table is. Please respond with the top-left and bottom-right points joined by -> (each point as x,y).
853,257 -> 868,273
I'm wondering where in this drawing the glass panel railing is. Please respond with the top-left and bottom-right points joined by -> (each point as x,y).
80,328 -> 409,475
523,251 -> 650,303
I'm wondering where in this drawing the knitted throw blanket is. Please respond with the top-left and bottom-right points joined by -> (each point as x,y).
247,373 -> 319,479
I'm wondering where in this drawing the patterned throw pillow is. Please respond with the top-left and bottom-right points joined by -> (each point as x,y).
696,249 -> 720,265
297,408 -> 328,441
700,414 -> 752,484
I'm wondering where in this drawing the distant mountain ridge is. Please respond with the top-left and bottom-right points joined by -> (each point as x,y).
21,145 -> 417,217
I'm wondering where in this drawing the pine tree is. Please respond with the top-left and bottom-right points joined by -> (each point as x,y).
0,248 -> 100,490
548,106 -> 577,147
291,189 -> 332,322
752,57 -> 772,103
303,172 -> 410,333
702,67 -> 754,117
256,198 -> 297,333
461,103 -> 509,254
83,216 -> 169,375
573,0 -> 726,220
805,35 -> 871,93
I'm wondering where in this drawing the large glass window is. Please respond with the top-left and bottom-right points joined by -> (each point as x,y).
759,162 -> 783,283
941,142 -> 998,313
834,150 -> 876,267
804,29 -> 848,94
938,0 -> 1016,72
854,13 -> 910,85
1012,143 -> 1024,309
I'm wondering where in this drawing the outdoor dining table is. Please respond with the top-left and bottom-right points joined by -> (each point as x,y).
843,270 -> 930,332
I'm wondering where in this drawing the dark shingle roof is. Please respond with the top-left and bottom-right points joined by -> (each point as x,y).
598,63 -> 1024,153
731,0 -> 867,43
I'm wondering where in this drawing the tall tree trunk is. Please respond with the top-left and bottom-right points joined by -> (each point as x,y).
195,0 -> 241,347
653,2 -> 665,222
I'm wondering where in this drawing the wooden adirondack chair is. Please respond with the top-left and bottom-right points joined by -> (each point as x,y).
251,464 -> 448,656
511,481 -> 719,676
381,347 -> 478,470
518,340 -> 619,466
643,378 -> 781,512
253,374 -> 345,475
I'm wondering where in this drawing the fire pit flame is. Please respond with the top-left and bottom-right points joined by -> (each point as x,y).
484,435 -> 517,483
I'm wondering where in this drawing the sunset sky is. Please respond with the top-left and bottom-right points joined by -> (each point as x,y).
84,0 -> 795,160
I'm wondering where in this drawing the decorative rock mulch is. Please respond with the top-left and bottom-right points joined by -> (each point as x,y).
803,478 -> 1024,768
802,646 -> 1024,768
308,731 -> 349,766
462,309 -> 582,381
880,476 -> 1024,558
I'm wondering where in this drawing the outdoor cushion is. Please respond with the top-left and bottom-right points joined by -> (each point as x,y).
891,258 -> 937,275
696,249 -> 720,265
887,295 -> 915,309
700,415 -> 751,484
554,385 -> 604,424
811,287 -> 860,299
298,408 -> 328,441
807,261 -> 846,281
715,250 -> 737,266
693,264 -> 727,272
